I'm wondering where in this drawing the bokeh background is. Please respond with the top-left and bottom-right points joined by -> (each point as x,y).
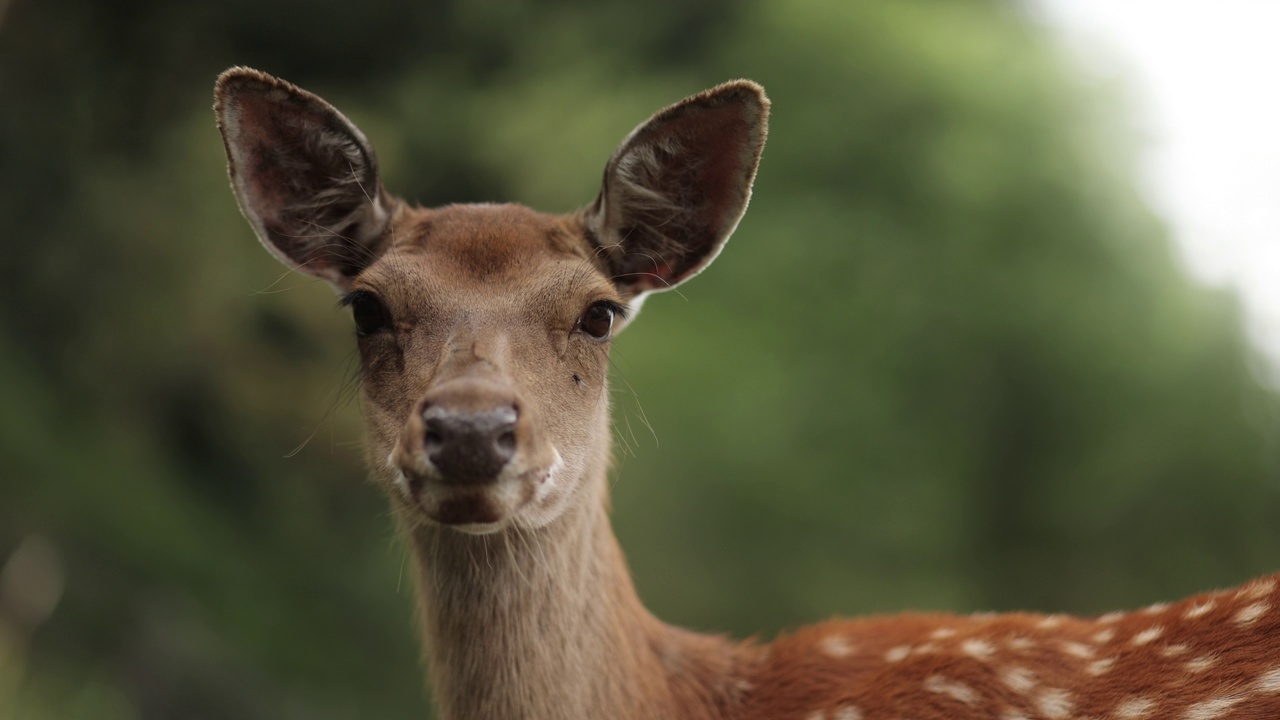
2,1 -> 1278,718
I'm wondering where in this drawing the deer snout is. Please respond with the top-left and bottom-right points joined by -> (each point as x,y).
422,403 -> 518,484
392,379 -> 558,531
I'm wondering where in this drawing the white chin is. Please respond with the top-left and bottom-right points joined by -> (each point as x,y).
447,521 -> 509,536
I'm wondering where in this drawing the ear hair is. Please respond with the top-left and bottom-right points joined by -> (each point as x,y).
214,67 -> 395,287
587,80 -> 769,299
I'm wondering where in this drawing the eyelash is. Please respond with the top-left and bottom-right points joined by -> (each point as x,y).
592,300 -> 628,321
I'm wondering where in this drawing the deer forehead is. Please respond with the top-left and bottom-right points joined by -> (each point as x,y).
388,204 -> 596,275
365,204 -> 616,317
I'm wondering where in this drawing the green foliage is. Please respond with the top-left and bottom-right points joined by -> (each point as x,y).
2,0 -> 1278,717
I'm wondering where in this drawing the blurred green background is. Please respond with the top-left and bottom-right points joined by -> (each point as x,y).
2,0 -> 1278,717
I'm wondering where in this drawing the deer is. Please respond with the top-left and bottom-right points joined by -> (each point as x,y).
213,67 -> 1280,720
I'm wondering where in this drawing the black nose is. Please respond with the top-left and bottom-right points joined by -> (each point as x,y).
422,404 -> 518,483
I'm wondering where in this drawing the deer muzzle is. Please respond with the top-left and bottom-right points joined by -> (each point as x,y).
391,379 -> 551,531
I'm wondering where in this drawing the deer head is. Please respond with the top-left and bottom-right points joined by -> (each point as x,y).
214,68 -> 768,535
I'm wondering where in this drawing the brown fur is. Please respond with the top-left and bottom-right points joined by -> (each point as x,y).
215,69 -> 1279,720
742,576 -> 1280,719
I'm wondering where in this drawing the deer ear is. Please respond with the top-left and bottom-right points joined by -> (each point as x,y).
214,67 -> 395,287
586,80 -> 769,299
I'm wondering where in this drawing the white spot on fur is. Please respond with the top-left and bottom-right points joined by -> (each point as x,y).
1037,615 -> 1065,629
1142,602 -> 1170,615
962,638 -> 996,660
1007,637 -> 1035,651
1060,641 -> 1093,658
1185,655 -> 1217,673
1131,626 -> 1163,645
1160,644 -> 1189,657
1234,601 -> 1269,625
819,634 -> 855,659
1185,600 -> 1216,619
924,675 -> 978,704
533,448 -> 565,504
885,645 -> 911,662
386,450 -> 411,496
1092,628 -> 1116,644
912,643 -> 939,655
930,627 -> 957,640
1036,688 -> 1073,719
1086,658 -> 1114,676
1114,697 -> 1156,718
1098,611 -> 1124,624
1241,578 -> 1276,599
805,712 -> 825,720
1000,666 -> 1036,694
392,470 -> 411,497
1182,694 -> 1243,719
833,707 -> 862,720
1257,667 -> 1280,693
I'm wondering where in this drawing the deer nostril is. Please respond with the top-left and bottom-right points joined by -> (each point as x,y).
496,430 -> 516,454
424,429 -> 443,453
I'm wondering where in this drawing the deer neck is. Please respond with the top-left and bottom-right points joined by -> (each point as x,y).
403,466 -> 751,720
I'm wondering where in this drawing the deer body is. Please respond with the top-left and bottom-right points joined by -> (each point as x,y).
214,69 -> 1280,719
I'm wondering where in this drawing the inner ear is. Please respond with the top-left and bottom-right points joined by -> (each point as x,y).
214,67 -> 396,286
587,80 -> 769,299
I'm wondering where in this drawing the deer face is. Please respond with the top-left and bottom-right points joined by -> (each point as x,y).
214,68 -> 767,533
348,204 -> 622,531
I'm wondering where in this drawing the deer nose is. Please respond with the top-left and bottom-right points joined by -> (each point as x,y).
422,404 -> 518,483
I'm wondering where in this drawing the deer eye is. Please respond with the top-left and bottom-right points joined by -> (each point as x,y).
342,290 -> 389,337
579,301 -> 619,341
